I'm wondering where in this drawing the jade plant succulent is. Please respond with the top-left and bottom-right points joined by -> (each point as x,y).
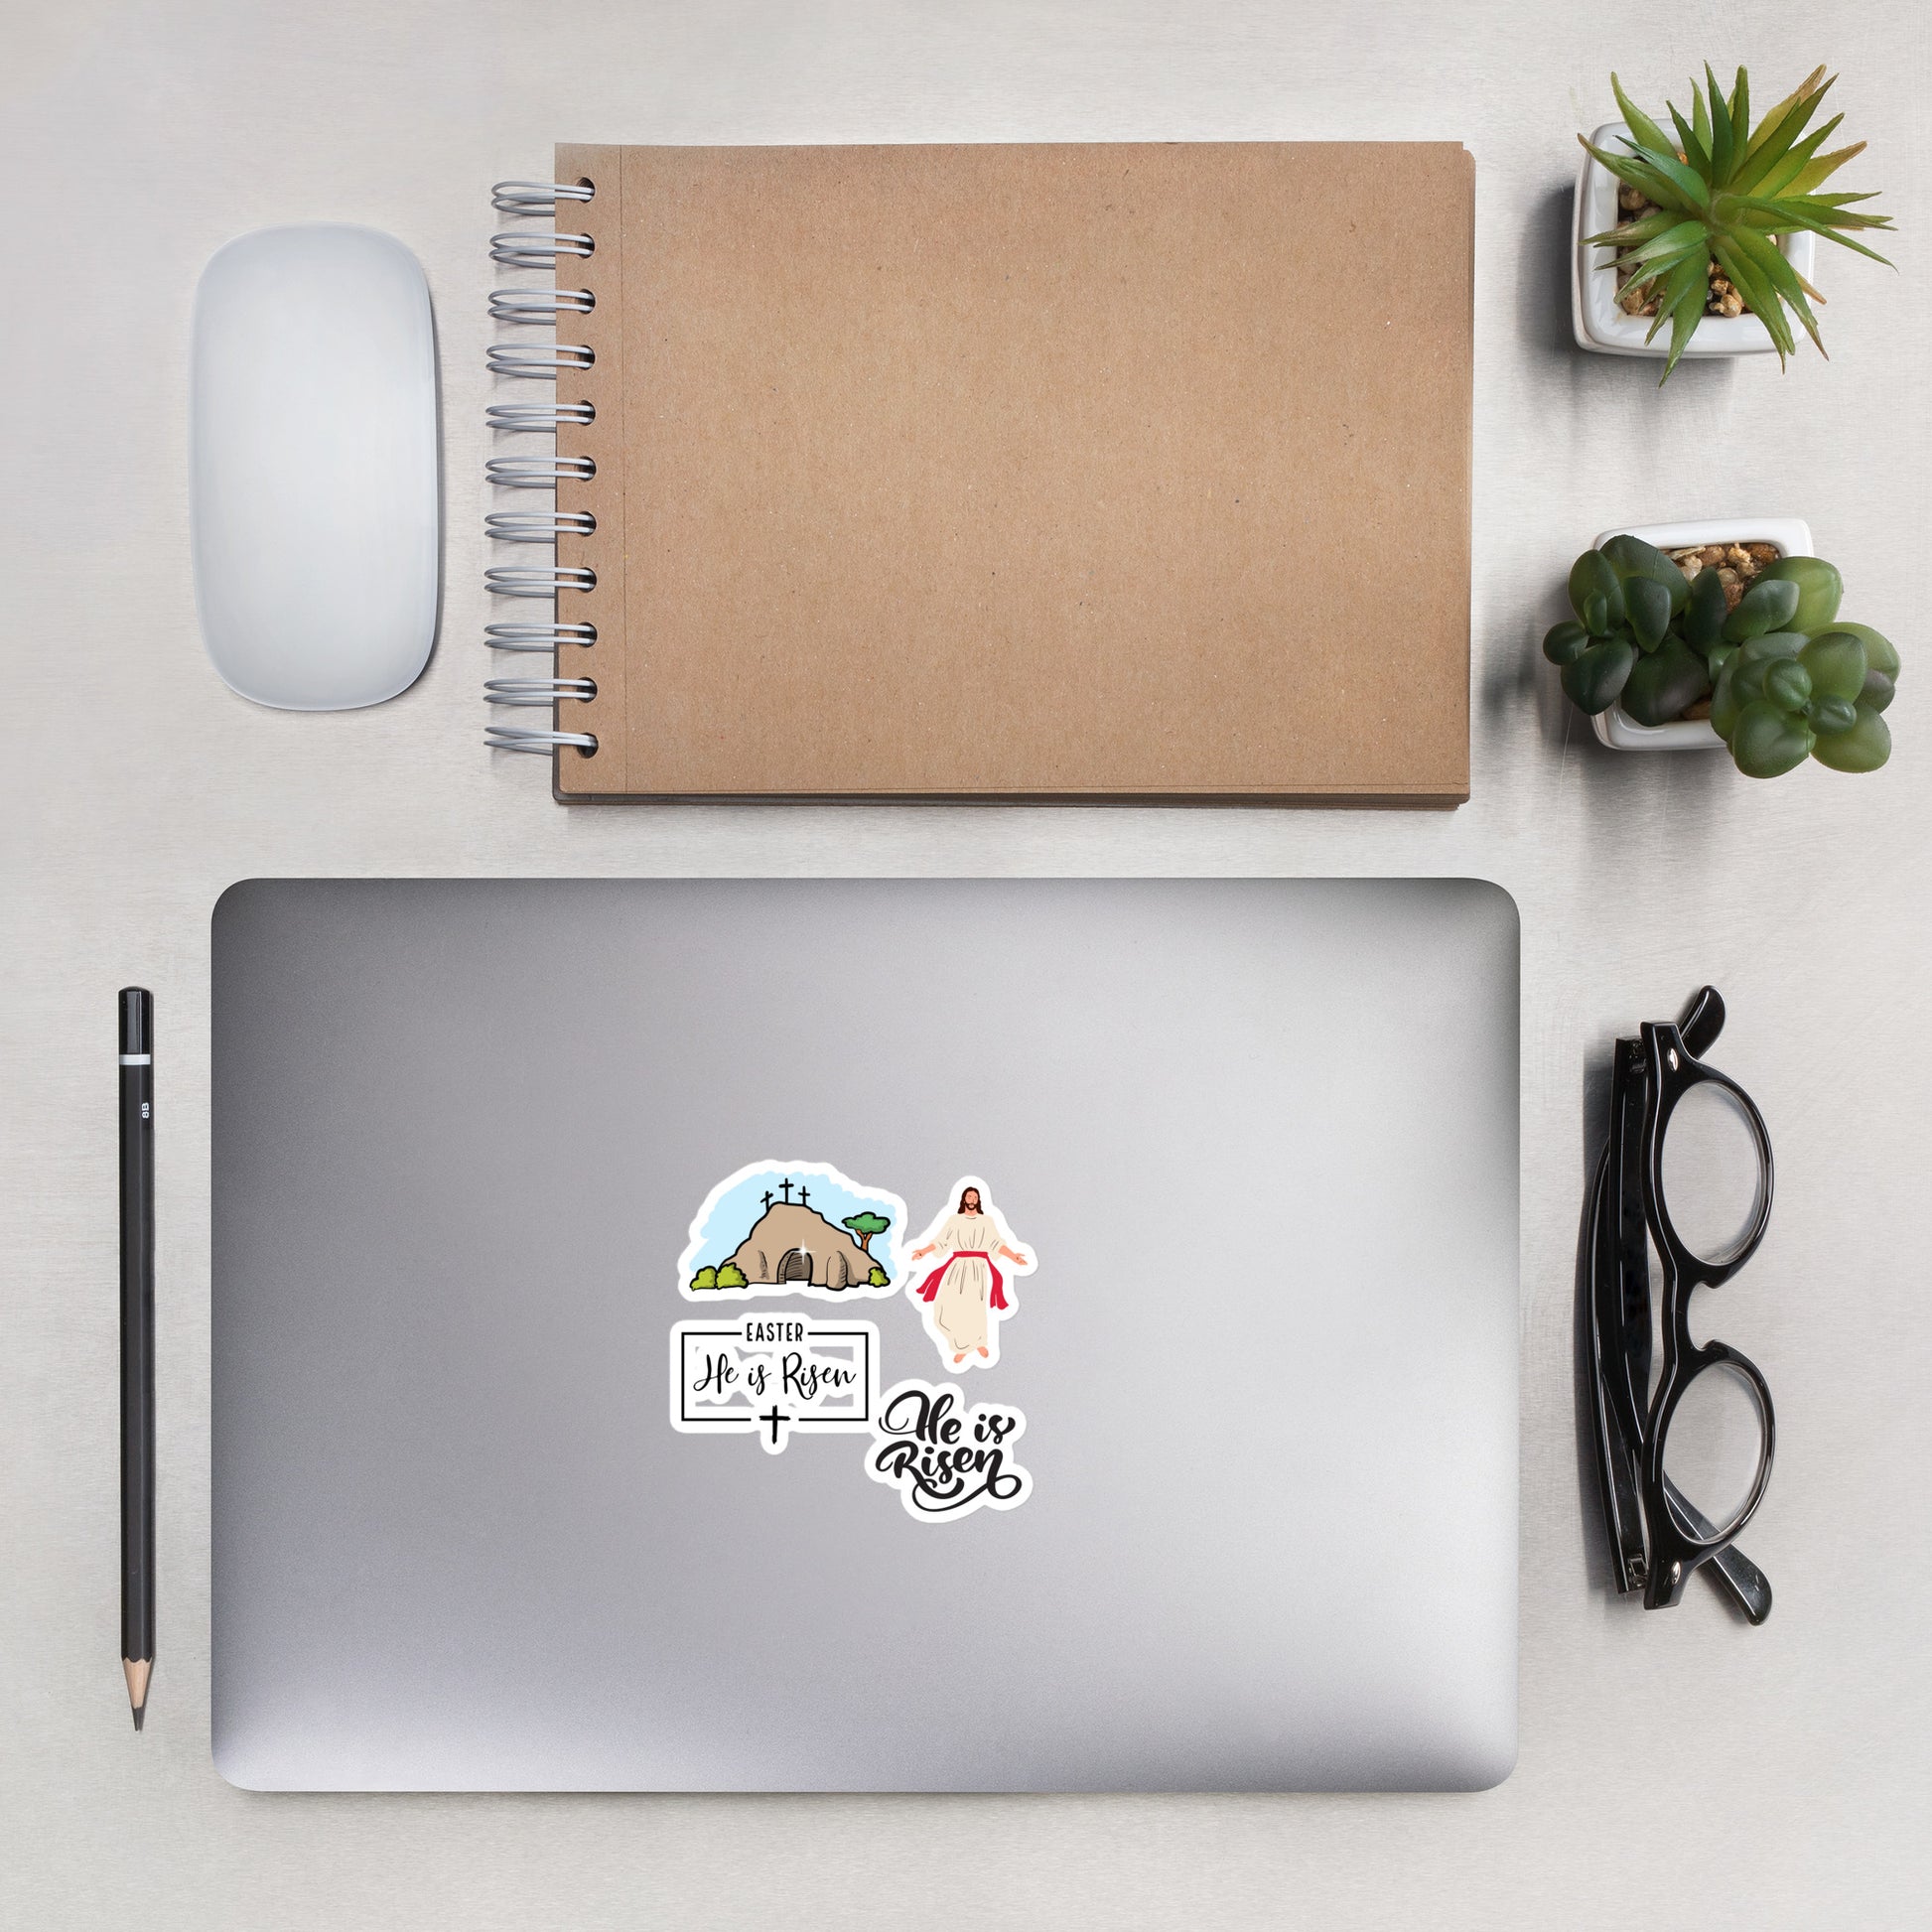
1545,536 -> 1899,776
1581,67 -> 1893,380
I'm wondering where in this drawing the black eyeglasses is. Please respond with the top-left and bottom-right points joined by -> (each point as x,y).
1587,986 -> 1776,1622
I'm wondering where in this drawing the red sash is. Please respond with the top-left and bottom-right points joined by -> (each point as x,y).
914,1250 -> 1007,1311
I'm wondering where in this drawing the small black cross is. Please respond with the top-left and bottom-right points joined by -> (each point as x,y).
797,1183 -> 811,1207
778,1178 -> 794,1203
761,1189 -> 773,1209
759,1405 -> 787,1447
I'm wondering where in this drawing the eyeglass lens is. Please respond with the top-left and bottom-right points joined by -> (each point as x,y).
1661,1360 -> 1769,1543
1657,1078 -> 1767,1267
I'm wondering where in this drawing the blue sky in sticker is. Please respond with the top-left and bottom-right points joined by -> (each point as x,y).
685,1164 -> 906,1279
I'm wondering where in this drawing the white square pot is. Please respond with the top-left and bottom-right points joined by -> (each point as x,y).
1588,517 -> 1814,750
1571,124 -> 1817,359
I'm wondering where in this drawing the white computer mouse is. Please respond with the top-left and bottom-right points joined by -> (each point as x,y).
191,224 -> 439,710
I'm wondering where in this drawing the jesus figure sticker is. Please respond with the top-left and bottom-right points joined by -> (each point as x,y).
905,1175 -> 1035,1372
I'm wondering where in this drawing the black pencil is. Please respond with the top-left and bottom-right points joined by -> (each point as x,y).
119,988 -> 155,1730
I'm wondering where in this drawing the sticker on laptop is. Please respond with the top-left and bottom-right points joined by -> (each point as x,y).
865,1378 -> 1033,1520
679,1160 -> 907,1302
904,1175 -> 1036,1371
669,1313 -> 879,1455
667,1163 -> 1037,1512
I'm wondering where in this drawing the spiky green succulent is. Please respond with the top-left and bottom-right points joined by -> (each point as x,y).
1544,537 -> 1899,777
1582,66 -> 1893,380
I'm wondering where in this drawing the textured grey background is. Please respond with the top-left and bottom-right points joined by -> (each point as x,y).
2,0 -> 1927,1924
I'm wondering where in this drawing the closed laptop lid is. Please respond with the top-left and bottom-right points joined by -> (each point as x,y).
211,878 -> 1518,1791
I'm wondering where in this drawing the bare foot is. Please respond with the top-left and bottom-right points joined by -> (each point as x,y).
953,1351 -> 966,1365
977,1347 -> 989,1358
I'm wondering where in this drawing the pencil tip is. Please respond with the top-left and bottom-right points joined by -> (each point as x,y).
123,1656 -> 151,1725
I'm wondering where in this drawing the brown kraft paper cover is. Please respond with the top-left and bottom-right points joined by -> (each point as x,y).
551,141 -> 1472,801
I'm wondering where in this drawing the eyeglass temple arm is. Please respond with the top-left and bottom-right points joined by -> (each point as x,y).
1592,1370 -> 1648,1591
1664,1477 -> 1773,1623
1587,1150 -> 1648,1591
1678,985 -> 1725,1058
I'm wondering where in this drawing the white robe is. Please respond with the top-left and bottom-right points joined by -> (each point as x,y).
929,1211 -> 1002,1355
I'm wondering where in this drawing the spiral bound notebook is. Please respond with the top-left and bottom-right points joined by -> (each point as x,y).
483,143 -> 1475,802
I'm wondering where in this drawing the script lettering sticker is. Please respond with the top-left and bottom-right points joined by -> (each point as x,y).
679,1160 -> 907,1303
669,1315 -> 878,1455
865,1378 -> 1033,1521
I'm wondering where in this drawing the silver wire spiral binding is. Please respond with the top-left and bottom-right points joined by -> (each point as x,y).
485,621 -> 598,653
488,287 -> 595,322
491,180 -> 596,216
485,565 -> 596,599
485,455 -> 596,488
486,400 -> 596,433
485,725 -> 599,755
485,343 -> 595,378
484,676 -> 598,705
485,509 -> 596,542
490,230 -> 593,268
486,181 -> 601,762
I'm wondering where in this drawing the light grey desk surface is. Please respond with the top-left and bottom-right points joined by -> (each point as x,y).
3,1 -> 1927,1925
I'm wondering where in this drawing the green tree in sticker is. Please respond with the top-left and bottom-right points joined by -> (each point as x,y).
843,1211 -> 892,1257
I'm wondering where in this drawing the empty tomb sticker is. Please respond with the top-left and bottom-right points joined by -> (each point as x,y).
667,1160 -> 1036,1518
678,1160 -> 908,1302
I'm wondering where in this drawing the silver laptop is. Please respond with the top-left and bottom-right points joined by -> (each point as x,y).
211,878 -> 1518,1791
